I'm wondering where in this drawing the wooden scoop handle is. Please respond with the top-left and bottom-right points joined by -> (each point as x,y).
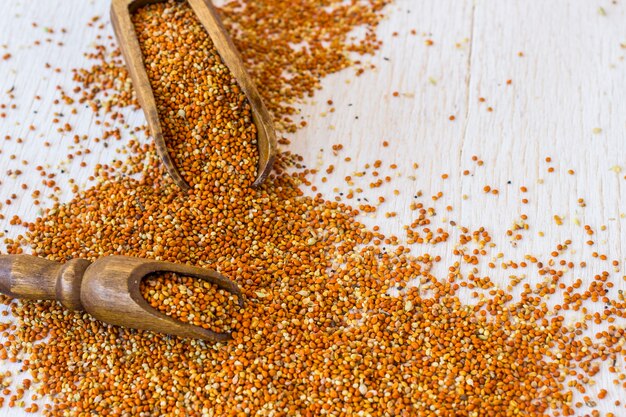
0,255 -> 91,311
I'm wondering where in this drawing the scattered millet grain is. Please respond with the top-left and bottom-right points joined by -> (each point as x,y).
0,0 -> 624,416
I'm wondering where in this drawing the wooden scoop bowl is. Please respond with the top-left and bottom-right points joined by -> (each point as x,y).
110,0 -> 277,191
0,255 -> 244,342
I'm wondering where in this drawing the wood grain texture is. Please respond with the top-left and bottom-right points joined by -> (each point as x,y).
0,256 -> 90,309
54,258 -> 91,311
0,255 -> 62,300
1,0 -> 625,415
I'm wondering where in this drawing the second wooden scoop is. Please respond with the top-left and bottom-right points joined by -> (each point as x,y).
0,255 -> 244,342
111,0 -> 277,191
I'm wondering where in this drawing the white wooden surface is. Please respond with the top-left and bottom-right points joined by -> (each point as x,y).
1,0 -> 625,415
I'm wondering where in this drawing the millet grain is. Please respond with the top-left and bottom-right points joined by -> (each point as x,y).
140,271 -> 242,335
0,0 -> 623,416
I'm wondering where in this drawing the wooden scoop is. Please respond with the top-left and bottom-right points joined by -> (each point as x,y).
0,254 -> 244,342
110,0 -> 277,191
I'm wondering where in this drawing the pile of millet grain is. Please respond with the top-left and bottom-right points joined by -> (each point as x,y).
0,0 -> 624,416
